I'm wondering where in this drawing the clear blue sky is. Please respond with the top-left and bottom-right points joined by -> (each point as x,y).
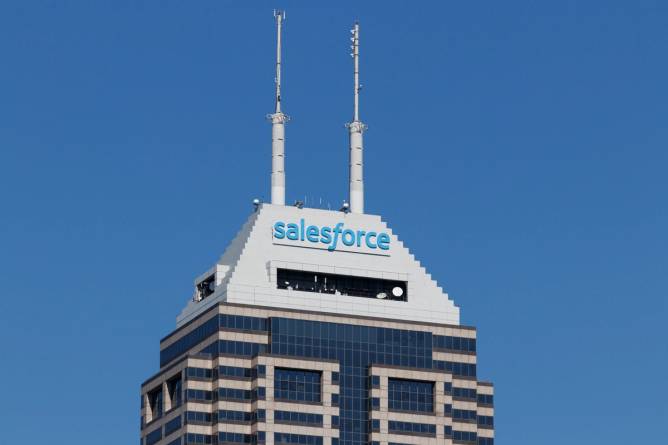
1,1 -> 666,443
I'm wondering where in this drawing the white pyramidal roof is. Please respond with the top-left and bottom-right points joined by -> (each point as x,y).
177,203 -> 459,327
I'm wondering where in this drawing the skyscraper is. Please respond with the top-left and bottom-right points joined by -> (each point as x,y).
140,14 -> 494,445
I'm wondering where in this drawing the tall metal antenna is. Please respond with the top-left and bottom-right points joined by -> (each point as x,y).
269,10 -> 289,205
346,22 -> 367,214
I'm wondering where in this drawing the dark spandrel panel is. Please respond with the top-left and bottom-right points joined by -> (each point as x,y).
478,437 -> 494,445
270,317 -> 433,445
388,378 -> 434,413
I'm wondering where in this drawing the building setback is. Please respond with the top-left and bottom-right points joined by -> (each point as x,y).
140,14 -> 494,445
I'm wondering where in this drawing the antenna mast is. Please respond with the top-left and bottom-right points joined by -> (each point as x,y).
269,10 -> 289,205
347,22 -> 367,214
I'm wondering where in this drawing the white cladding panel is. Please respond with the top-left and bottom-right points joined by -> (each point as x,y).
177,204 -> 459,326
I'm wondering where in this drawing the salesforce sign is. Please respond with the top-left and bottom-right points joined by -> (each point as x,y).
273,219 -> 390,253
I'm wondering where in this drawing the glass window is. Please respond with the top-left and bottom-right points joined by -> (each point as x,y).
387,421 -> 436,437
186,389 -> 212,402
452,431 -> 477,443
274,410 -> 323,427
186,411 -> 212,424
478,415 -> 494,427
477,394 -> 494,405
219,366 -> 253,379
388,378 -> 434,413
453,387 -> 477,401
274,368 -> 322,403
218,432 -> 255,444
187,367 -> 212,380
453,409 -> 477,422
274,433 -> 323,445
164,416 -> 182,436
145,427 -> 162,445
218,387 -> 253,401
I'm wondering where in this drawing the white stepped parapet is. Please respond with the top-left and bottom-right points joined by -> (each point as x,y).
177,204 -> 459,326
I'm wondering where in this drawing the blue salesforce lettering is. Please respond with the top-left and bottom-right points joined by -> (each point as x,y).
273,219 -> 390,252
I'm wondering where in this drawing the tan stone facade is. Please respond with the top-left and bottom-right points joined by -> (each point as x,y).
141,303 -> 494,445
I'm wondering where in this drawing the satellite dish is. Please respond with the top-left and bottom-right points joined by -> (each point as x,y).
376,292 -> 387,299
392,287 -> 404,297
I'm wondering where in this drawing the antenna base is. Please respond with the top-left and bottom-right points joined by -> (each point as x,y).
345,120 -> 367,133
267,112 -> 290,124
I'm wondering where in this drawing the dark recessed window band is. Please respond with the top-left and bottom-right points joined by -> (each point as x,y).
478,415 -> 494,427
433,360 -> 477,378
186,411 -> 212,424
185,434 -> 214,445
277,268 -> 407,301
452,430 -> 477,443
164,416 -> 182,437
160,314 -> 268,367
387,421 -> 436,437
145,427 -> 162,445
453,409 -> 477,422
452,387 -> 477,401
433,335 -> 476,353
388,378 -> 434,413
477,394 -> 494,405
274,410 -> 323,427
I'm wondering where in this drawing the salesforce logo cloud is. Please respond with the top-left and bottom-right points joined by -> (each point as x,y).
273,219 -> 390,252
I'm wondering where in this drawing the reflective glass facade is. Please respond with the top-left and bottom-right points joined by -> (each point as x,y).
271,317 -> 434,445
144,307 -> 494,445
